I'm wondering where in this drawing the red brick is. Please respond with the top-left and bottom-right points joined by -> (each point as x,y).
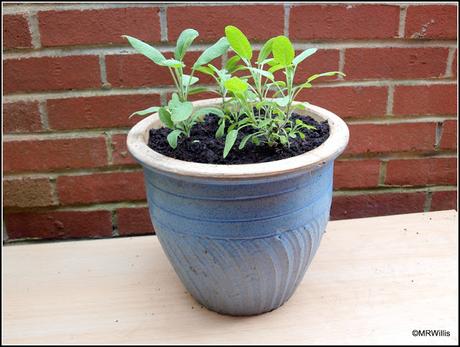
345,48 -> 449,80
5,210 -> 113,240
431,191 -> 457,211
47,94 -> 161,130
39,8 -> 160,47
3,137 -> 108,173
106,51 -> 216,88
3,102 -> 42,133
334,160 -> 381,189
117,207 -> 154,235
3,56 -> 101,93
3,14 -> 32,49
168,5 -> 284,42
290,4 -> 399,40
331,192 -> 426,220
294,49 -> 340,84
393,85 -> 457,116
112,134 -> 137,165
3,178 -> 56,208
405,5 -> 457,39
345,123 -> 436,155
299,86 -> 388,118
385,158 -> 457,186
106,54 -> 171,88
440,120 -> 457,150
57,171 -> 146,205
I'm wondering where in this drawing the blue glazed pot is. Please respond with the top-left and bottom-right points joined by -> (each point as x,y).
127,99 -> 349,316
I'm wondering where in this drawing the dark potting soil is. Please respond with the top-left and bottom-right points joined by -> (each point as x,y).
148,113 -> 330,164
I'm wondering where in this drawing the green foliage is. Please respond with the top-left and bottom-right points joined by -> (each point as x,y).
125,25 -> 345,156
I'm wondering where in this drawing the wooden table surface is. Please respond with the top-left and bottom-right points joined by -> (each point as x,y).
3,210 -> 458,345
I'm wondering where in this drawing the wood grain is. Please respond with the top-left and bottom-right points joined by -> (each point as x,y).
4,210 -> 458,345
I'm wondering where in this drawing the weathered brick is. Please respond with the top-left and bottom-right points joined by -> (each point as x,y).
3,56 -> 101,93
3,137 -> 108,173
431,191 -> 458,211
345,123 -> 436,155
39,8 -> 160,47
331,192 -> 426,220
47,94 -> 161,130
334,160 -> 381,189
405,5 -> 457,39
393,85 -> 457,116
345,48 -> 449,80
294,49 -> 340,83
299,86 -> 388,118
3,102 -> 42,133
3,14 -> 32,49
57,171 -> 146,205
5,210 -> 113,240
168,5 -> 284,42
112,134 -> 137,165
452,51 -> 457,79
117,207 -> 154,235
3,178 -> 56,208
440,120 -> 457,150
385,158 -> 457,186
290,4 -> 399,40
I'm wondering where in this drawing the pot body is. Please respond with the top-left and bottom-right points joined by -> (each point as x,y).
143,161 -> 333,316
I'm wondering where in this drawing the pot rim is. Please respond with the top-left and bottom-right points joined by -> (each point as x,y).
127,98 -> 349,179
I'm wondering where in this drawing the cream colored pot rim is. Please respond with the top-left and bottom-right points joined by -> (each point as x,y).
127,98 -> 349,179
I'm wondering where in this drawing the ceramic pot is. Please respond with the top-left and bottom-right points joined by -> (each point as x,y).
127,98 -> 349,316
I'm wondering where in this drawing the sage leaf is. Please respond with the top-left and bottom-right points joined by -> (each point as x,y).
129,106 -> 160,119
182,74 -> 199,86
216,119 -> 225,138
292,48 -> 317,66
175,28 -> 199,61
159,107 -> 174,128
223,129 -> 238,158
160,59 -> 185,68
307,71 -> 345,83
193,37 -> 229,68
123,35 -> 166,65
225,25 -> 252,60
272,35 -> 294,67
224,77 -> 248,95
170,101 -> 193,122
257,37 -> 275,63
239,134 -> 253,150
167,130 -> 182,149
224,55 -> 241,73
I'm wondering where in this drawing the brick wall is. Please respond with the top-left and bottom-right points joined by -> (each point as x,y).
2,3 -> 458,242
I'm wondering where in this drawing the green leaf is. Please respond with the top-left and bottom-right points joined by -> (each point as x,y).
292,103 -> 308,111
188,86 -> 211,95
279,135 -> 288,145
182,74 -> 199,86
224,25 -> 252,60
239,134 -> 253,150
216,119 -> 225,138
170,101 -> 193,122
247,67 -> 274,81
159,107 -> 174,128
268,64 -> 285,74
195,66 -> 215,76
225,55 -> 241,73
129,106 -> 160,119
223,129 -> 238,158
272,36 -> 294,67
175,28 -> 199,61
258,37 -> 275,63
292,48 -> 317,66
160,59 -> 185,68
193,37 -> 229,68
307,71 -> 345,83
167,130 -> 182,149
123,35 -> 166,65
224,77 -> 248,95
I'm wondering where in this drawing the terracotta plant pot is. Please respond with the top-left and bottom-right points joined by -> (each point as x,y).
127,98 -> 349,316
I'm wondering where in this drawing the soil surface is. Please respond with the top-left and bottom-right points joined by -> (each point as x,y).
148,113 -> 330,164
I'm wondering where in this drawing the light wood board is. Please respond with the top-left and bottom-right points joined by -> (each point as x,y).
3,210 -> 458,345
